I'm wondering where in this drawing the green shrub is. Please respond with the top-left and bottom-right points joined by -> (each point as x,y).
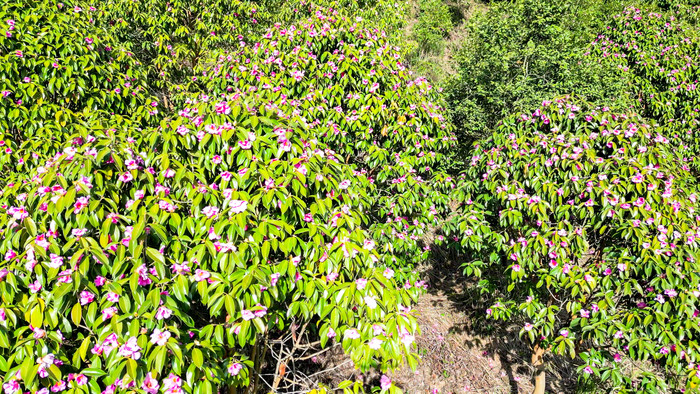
443,97 -> 700,392
0,87 -> 422,394
0,7 -> 435,393
0,0 -> 156,176
91,0 -> 271,95
444,0 -> 633,147
589,5 -> 700,175
197,6 -> 458,267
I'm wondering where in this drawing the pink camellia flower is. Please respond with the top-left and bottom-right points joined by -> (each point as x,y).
270,273 -> 280,286
150,328 -> 171,346
193,269 -> 210,282
229,200 -> 248,213
106,292 -> 119,302
368,337 -> 383,350
29,280 -> 42,293
346,329 -> 361,339
327,328 -> 336,338
380,375 -> 392,391
79,290 -> 95,305
94,276 -> 106,286
74,374 -> 88,386
254,305 -> 267,318
524,323 -> 533,331
117,337 -> 141,360
48,253 -> 63,269
119,173 -> 133,183
228,363 -> 243,376
101,307 -> 118,319
71,228 -> 87,238
356,278 -> 367,290
158,200 -> 177,213
163,168 -> 176,178
201,206 -> 219,219
339,180 -> 351,189
162,374 -> 183,393
241,310 -> 255,321
560,330 -> 569,338
3,380 -> 19,394
3,249 -> 16,261
383,268 -> 394,279
141,373 -> 160,394
155,306 -> 172,320
238,140 -> 252,149
73,196 -> 89,213
53,384 -> 69,394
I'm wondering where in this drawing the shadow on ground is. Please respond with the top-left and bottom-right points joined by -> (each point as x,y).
380,242 -> 580,393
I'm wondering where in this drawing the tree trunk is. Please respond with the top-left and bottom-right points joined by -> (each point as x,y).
532,344 -> 546,394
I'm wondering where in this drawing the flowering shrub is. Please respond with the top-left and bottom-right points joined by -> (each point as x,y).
0,0 -> 157,188
443,97 -> 700,392
92,0 -> 273,94
0,83 -> 425,392
589,5 -> 700,174
198,7 -> 458,267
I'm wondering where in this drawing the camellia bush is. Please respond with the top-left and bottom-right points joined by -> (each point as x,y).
198,6 -> 458,267
91,0 -> 274,96
0,3 -> 441,393
442,97 -> 700,392
0,88 -> 423,393
589,5 -> 700,174
0,0 -> 157,183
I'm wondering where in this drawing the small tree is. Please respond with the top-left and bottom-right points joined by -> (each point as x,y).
443,97 -> 700,392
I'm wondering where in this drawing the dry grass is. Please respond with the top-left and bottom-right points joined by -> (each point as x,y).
403,0 -> 488,83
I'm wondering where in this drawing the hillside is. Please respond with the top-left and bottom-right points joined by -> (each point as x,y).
1,1 -> 700,393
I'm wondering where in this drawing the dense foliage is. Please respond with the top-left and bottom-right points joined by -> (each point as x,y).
0,3 -> 428,394
0,0 -> 157,176
444,97 -> 700,391
0,87 -> 424,393
590,5 -> 700,174
4,0 -> 700,392
444,0 -> 633,145
197,8 -> 458,266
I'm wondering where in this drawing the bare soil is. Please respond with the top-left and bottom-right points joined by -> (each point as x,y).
313,253 -> 579,394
